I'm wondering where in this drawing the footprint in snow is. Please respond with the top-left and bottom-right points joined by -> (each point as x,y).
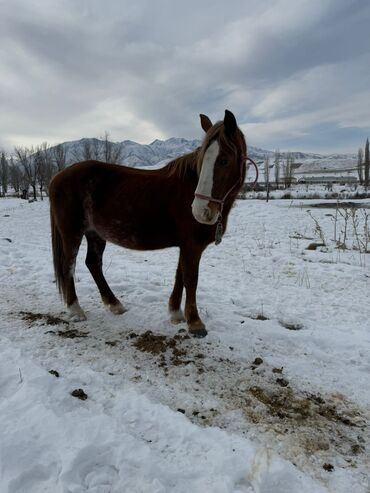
61,445 -> 119,492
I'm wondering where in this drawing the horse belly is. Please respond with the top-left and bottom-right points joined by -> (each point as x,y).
93,217 -> 177,251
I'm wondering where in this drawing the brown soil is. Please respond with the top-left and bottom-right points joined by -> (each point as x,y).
20,311 -> 69,326
71,388 -> 88,400
54,329 -> 89,339
129,328 -> 368,474
306,242 -> 326,250
133,330 -> 192,367
251,314 -> 269,321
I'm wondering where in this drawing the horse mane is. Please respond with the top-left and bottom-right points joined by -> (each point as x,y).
164,149 -> 200,179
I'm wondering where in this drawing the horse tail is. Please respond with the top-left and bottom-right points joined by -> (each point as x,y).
50,205 -> 65,300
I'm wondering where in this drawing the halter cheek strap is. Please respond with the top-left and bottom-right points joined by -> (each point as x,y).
194,156 -> 259,245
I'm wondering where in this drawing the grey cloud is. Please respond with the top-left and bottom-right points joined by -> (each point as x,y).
0,0 -> 369,152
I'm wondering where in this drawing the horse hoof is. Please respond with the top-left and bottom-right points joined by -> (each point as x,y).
188,322 -> 208,338
71,313 -> 87,322
68,302 -> 87,322
170,309 -> 186,324
108,302 -> 126,315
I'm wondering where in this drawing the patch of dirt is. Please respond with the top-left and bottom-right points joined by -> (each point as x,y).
133,330 -> 175,354
276,377 -> 289,387
248,385 -> 359,428
19,311 -> 69,326
105,340 -> 119,347
250,314 -> 269,321
127,328 -> 369,478
133,330 -> 192,367
38,322 -> 369,483
306,242 -> 326,250
252,357 -> 263,366
18,312 -> 92,338
71,388 -> 88,400
51,329 -> 89,339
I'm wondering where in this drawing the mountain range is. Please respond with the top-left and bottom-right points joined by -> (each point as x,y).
58,137 -> 357,174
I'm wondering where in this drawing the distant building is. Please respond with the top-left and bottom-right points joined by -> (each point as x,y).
297,176 -> 358,185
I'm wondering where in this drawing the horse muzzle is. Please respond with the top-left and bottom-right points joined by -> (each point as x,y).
191,198 -> 219,225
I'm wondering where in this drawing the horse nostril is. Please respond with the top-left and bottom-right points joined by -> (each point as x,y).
203,207 -> 212,221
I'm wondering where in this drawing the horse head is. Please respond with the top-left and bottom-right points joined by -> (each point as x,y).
192,110 -> 247,225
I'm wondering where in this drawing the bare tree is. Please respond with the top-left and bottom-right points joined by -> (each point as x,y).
283,152 -> 295,189
9,157 -> 22,195
365,138 -> 369,189
274,149 -> 280,188
100,131 -> 124,163
82,139 -> 93,161
52,144 -> 67,171
264,155 -> 270,202
70,133 -> 124,164
34,142 -> 54,200
357,147 -> 364,185
0,151 -> 9,196
71,138 -> 92,162
19,168 -> 30,197
14,146 -> 37,200
91,138 -> 101,160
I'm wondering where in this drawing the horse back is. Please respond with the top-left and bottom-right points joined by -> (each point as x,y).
49,160 -> 194,250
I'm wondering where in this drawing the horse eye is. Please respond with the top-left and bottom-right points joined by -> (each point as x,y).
219,158 -> 228,166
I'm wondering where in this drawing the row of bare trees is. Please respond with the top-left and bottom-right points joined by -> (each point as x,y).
0,151 -> 32,198
264,150 -> 295,193
70,132 -> 124,164
0,132 -> 124,200
12,143 -> 67,200
357,138 -> 369,188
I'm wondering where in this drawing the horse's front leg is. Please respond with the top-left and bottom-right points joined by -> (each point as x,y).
181,246 -> 207,338
168,255 -> 186,323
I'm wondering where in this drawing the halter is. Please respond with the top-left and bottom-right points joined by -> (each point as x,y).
194,155 -> 259,245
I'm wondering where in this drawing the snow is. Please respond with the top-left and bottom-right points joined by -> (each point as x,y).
0,197 -> 369,492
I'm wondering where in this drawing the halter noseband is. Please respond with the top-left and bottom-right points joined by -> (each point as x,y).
194,155 -> 259,245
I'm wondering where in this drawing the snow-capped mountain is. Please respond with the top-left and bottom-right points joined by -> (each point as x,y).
55,137 -> 356,174
60,137 -> 201,168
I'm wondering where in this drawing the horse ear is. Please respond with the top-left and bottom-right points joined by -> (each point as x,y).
200,114 -> 213,133
224,109 -> 237,136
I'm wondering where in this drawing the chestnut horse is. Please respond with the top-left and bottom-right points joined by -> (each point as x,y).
49,110 -> 247,337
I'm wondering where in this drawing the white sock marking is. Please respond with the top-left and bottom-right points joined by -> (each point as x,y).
169,309 -> 185,323
68,301 -> 86,321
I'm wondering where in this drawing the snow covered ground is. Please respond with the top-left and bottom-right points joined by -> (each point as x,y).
0,197 -> 369,493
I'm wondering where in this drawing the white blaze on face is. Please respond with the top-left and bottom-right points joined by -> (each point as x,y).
192,140 -> 219,224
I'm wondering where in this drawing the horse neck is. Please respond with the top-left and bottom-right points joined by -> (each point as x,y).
165,149 -> 200,185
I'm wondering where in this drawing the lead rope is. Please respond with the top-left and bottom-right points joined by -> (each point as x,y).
215,205 -> 224,245
214,156 -> 258,245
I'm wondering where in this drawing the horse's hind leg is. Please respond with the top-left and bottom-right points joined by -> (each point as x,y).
51,204 -> 85,320
168,255 -> 185,323
62,235 -> 86,321
85,231 -> 126,314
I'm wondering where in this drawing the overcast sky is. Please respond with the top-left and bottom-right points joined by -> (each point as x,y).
1,0 -> 369,153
